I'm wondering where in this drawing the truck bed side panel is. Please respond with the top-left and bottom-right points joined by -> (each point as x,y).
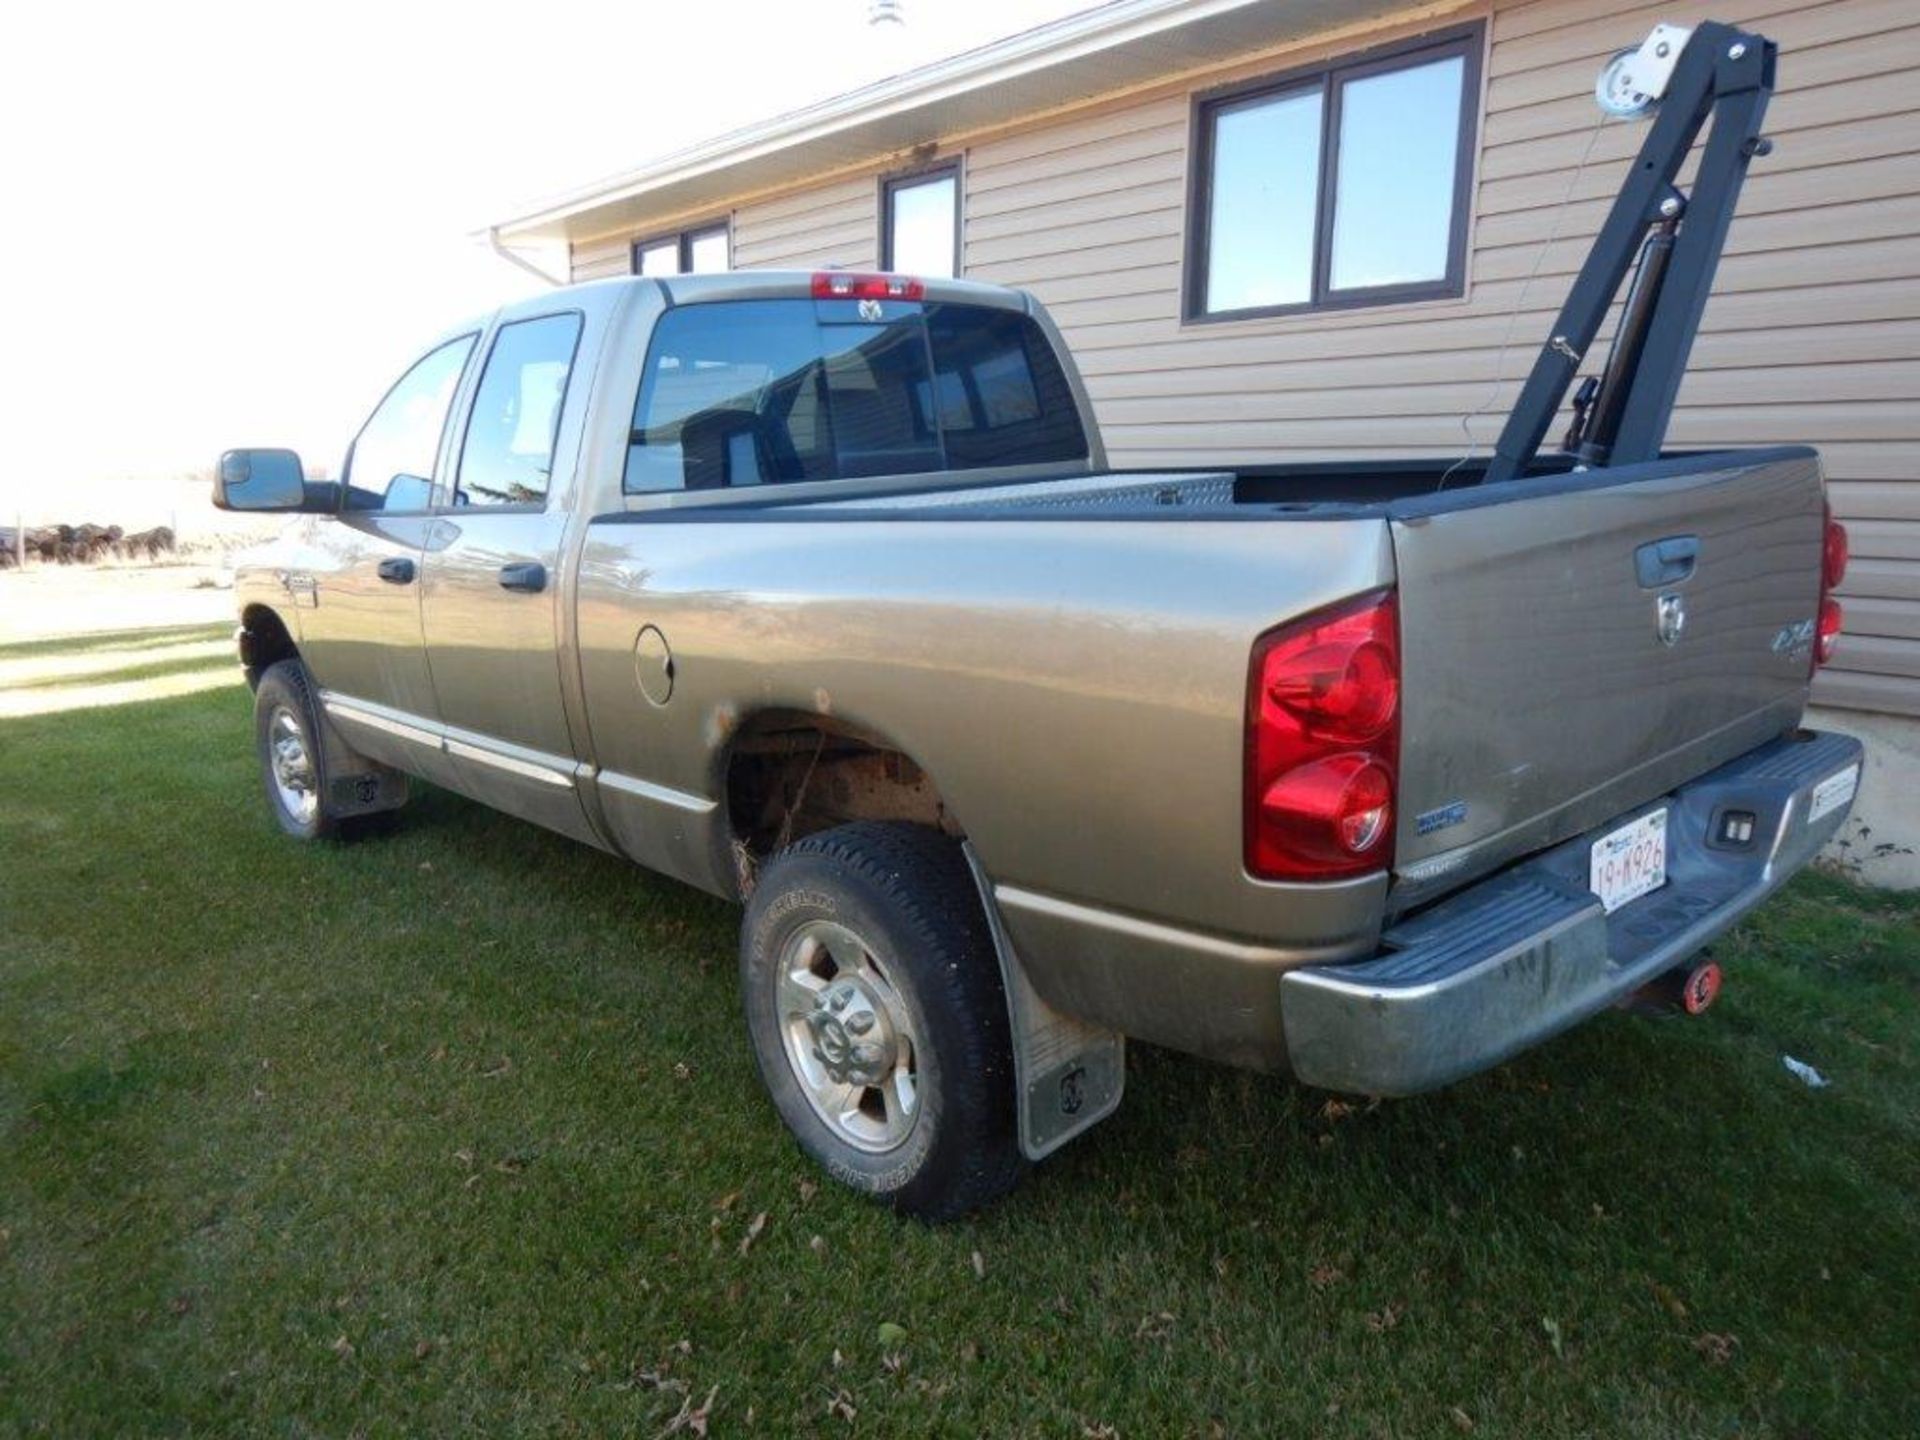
573,516 -> 1393,1058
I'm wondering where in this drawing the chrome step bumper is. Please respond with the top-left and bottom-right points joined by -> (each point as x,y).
1279,730 -> 1864,1096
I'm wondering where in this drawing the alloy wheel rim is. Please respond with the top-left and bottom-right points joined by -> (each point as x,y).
775,919 -> 920,1154
268,705 -> 319,826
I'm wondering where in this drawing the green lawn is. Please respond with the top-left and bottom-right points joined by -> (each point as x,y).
2,661 -> 1916,1437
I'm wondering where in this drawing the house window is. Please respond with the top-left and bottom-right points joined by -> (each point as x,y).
882,164 -> 959,278
1188,26 -> 1482,320
631,222 -> 731,277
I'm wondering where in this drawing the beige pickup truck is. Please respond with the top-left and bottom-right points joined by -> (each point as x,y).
217,21 -> 1861,1218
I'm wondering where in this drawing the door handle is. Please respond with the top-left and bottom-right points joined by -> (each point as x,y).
498,561 -> 547,594
377,557 -> 416,585
1634,535 -> 1699,588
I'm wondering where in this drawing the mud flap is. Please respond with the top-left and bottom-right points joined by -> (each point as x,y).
964,845 -> 1124,1160
312,711 -> 410,820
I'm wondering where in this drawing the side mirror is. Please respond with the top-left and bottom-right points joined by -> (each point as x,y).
215,448 -> 323,512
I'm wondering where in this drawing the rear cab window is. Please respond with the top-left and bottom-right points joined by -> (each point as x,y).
624,298 -> 1086,494
453,312 -> 583,508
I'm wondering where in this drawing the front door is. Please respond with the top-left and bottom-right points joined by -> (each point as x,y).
297,333 -> 476,776
419,310 -> 596,843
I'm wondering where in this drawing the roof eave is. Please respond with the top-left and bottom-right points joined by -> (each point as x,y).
486,0 -> 1432,247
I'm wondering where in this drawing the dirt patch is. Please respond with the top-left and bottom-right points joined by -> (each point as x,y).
0,564 -> 238,646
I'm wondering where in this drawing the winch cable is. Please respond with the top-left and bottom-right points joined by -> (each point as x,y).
1439,106 -> 1612,491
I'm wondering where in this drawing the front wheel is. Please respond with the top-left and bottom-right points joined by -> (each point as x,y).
253,658 -> 404,842
739,822 -> 1025,1221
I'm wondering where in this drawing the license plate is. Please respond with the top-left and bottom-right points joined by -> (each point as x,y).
1590,808 -> 1668,914
1808,764 -> 1859,824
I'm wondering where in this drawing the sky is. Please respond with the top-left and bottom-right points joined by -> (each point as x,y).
1,0 -> 1093,523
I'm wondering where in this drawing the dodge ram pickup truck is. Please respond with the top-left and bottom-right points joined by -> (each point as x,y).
218,21 -> 1861,1217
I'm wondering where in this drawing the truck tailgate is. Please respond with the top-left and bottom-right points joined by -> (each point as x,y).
1389,449 -> 1825,906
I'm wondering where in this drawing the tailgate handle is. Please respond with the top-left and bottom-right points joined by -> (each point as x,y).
1635,535 -> 1698,588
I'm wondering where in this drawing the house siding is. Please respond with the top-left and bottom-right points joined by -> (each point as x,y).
568,0 -> 1920,717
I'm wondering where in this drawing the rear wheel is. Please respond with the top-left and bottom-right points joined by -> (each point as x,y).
740,822 -> 1024,1221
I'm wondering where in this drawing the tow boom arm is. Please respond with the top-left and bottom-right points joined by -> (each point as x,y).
1484,21 -> 1777,483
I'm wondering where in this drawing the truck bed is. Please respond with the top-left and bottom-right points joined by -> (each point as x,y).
722,444 -> 1828,913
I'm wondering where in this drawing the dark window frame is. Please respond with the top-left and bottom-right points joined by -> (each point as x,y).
630,220 -> 732,277
1184,22 -> 1485,324
879,160 -> 962,277
443,309 -> 587,515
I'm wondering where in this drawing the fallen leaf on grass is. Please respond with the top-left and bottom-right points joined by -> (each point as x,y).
810,1234 -> 827,1257
1134,1312 -> 1176,1343
673,1062 -> 693,1081
1541,1316 -> 1565,1360
1650,1281 -> 1689,1320
713,1190 -> 741,1213
797,1179 -> 818,1203
738,1211 -> 768,1257
1694,1332 -> 1739,1365
330,1333 -> 354,1359
655,1383 -> 718,1438
1082,1424 -> 1119,1439
971,1250 -> 986,1280
1308,1263 -> 1345,1292
1364,1303 -> 1404,1333
826,1388 -> 857,1422
479,1057 -> 512,1079
1449,1405 -> 1475,1432
877,1321 -> 908,1347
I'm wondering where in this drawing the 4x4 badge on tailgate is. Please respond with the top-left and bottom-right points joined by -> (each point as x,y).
1771,616 -> 1815,659
1656,592 -> 1686,647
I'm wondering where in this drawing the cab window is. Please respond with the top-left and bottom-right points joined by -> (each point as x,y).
343,335 -> 475,513
625,299 -> 1085,493
453,313 -> 584,508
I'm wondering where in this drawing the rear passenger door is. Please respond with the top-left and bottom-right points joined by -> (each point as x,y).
418,310 -> 599,842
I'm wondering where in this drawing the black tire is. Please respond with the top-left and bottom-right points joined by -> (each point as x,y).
253,658 -> 355,842
740,822 -> 1025,1221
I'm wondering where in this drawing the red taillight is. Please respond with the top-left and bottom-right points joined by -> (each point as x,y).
1816,596 -> 1843,666
1823,508 -> 1850,591
1246,590 -> 1399,881
1815,502 -> 1848,670
810,271 -> 925,300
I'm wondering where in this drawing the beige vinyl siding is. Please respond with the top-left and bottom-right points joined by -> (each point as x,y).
734,175 -> 879,271
961,0 -> 1920,714
570,174 -> 879,280
561,0 -> 1918,714
571,233 -> 634,281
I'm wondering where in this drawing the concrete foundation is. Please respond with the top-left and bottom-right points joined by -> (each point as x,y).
1804,706 -> 1920,890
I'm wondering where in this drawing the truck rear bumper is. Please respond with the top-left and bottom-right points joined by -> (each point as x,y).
1279,729 -> 1863,1096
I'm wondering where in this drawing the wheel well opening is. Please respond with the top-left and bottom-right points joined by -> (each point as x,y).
725,712 -> 959,891
239,605 -> 299,688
